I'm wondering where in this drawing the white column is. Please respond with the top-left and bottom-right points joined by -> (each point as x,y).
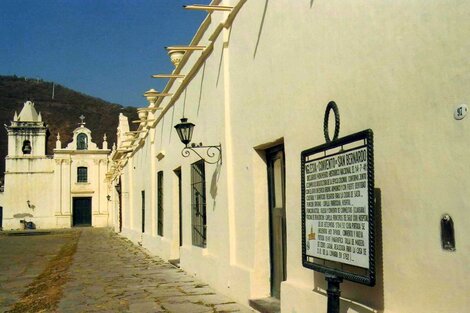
94,159 -> 101,214
63,159 -> 71,214
150,138 -> 157,236
99,159 -> 107,216
54,159 -> 62,215
128,158 -> 134,230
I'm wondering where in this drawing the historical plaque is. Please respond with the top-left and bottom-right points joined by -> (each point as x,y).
301,129 -> 375,285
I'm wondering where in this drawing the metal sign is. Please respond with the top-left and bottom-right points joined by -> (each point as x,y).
301,129 -> 375,286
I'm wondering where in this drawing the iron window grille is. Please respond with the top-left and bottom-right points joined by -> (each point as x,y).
141,190 -> 145,233
191,160 -> 206,247
157,171 -> 164,236
77,167 -> 88,183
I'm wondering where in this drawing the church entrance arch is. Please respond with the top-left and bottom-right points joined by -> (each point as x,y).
72,197 -> 92,227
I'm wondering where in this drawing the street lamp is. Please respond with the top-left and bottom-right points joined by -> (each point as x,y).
174,118 -> 195,145
174,117 -> 222,164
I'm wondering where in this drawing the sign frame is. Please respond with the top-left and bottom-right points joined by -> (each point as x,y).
301,129 -> 375,286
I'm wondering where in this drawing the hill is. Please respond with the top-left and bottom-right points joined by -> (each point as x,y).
0,75 -> 138,180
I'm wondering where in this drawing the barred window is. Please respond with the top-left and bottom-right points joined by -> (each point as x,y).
157,171 -> 164,236
141,190 -> 145,233
191,160 -> 206,247
77,167 -> 87,183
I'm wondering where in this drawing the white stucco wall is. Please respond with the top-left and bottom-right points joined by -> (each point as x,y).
228,2 -> 469,312
111,1 -> 470,312
2,157 -> 55,229
8,131 -> 47,157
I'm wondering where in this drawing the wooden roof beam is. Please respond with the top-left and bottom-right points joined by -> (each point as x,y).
151,74 -> 185,79
132,119 -> 156,124
165,45 -> 206,51
183,4 -> 233,12
136,107 -> 163,112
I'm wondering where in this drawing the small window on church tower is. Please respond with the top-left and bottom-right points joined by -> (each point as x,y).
77,167 -> 88,183
77,133 -> 88,150
22,140 -> 32,154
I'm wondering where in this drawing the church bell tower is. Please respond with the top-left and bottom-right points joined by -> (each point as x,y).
5,100 -> 47,158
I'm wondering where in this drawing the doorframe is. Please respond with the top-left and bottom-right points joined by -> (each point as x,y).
266,144 -> 287,299
72,196 -> 92,227
116,178 -> 122,232
174,167 -> 183,247
168,167 -> 183,268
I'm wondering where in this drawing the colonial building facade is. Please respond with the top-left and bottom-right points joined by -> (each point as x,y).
0,101 -> 111,229
106,1 -> 470,313
0,1 -> 468,312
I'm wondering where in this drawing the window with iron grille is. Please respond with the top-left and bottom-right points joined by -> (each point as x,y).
191,160 -> 206,247
141,190 -> 145,233
77,167 -> 87,183
157,171 -> 164,236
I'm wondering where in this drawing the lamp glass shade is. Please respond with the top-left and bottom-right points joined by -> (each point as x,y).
174,118 -> 195,146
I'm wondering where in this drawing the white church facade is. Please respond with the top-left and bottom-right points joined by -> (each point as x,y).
0,101 -> 111,230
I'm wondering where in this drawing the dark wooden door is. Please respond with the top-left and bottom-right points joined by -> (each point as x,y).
174,168 -> 183,247
267,145 -> 287,299
72,197 -> 92,226
116,178 -> 122,232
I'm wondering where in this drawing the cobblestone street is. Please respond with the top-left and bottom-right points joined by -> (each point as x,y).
0,228 -> 255,313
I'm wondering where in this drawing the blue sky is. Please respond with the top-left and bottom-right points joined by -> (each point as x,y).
0,0 -> 211,107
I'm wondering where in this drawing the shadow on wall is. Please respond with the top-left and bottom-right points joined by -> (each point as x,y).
197,62 -> 207,117
210,161 -> 222,211
216,26 -> 232,87
312,188 -> 385,312
253,0 -> 269,59
168,89 -> 185,145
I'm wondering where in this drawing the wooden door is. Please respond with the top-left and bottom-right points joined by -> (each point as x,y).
72,197 -> 92,227
117,179 -> 122,232
174,168 -> 183,247
267,145 -> 287,299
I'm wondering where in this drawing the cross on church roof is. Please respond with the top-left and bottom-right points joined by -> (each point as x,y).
79,115 -> 86,126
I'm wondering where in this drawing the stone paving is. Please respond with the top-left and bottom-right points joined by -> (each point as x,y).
0,228 -> 255,313
0,230 -> 73,310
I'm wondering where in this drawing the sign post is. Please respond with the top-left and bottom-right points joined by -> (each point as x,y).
301,102 -> 375,313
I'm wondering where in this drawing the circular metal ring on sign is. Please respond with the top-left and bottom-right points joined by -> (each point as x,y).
323,101 -> 340,143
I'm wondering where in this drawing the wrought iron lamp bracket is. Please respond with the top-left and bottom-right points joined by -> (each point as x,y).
181,143 -> 222,165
